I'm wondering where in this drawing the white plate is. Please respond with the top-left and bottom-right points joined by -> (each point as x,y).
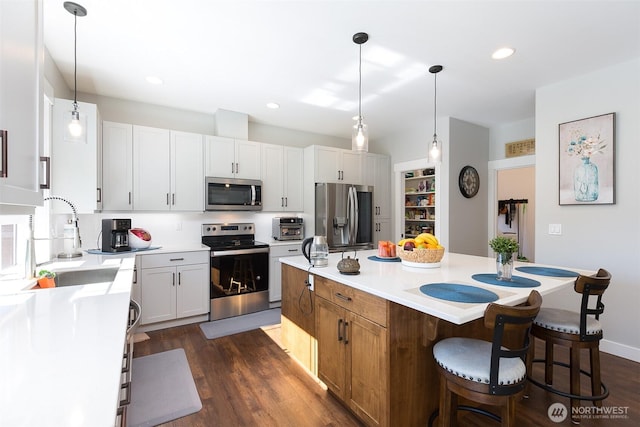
401,259 -> 441,269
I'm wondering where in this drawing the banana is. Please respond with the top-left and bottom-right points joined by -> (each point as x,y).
417,233 -> 439,246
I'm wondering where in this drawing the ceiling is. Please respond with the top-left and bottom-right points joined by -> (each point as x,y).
43,0 -> 640,141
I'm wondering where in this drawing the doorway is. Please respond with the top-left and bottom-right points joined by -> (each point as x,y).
487,155 -> 535,261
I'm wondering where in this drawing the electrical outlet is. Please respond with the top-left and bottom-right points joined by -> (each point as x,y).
176,221 -> 182,231
308,274 -> 314,291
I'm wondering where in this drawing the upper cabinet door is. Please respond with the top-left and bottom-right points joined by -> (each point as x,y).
283,146 -> 303,211
204,135 -> 235,178
260,143 -> 285,211
0,0 -> 43,208
170,131 -> 203,211
234,140 -> 261,180
133,125 -> 171,211
102,122 -> 133,210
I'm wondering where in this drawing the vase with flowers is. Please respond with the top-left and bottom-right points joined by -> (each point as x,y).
567,131 -> 607,202
489,236 -> 519,281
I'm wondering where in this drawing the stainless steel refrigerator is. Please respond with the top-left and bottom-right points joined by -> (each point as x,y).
315,182 -> 374,252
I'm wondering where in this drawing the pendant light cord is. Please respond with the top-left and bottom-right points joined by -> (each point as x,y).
73,10 -> 78,108
433,71 -> 437,139
358,43 -> 362,122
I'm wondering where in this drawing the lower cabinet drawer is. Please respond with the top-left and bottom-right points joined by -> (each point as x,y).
140,250 -> 209,269
314,275 -> 387,327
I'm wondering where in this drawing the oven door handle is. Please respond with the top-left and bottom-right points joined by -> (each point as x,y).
211,247 -> 269,257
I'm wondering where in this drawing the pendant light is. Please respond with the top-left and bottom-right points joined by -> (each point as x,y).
64,2 -> 87,138
352,32 -> 369,152
429,65 -> 443,160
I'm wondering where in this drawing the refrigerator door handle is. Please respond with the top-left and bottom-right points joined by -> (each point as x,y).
353,187 -> 359,245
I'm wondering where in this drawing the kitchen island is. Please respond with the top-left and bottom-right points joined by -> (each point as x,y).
280,250 -> 592,427
0,253 -> 136,427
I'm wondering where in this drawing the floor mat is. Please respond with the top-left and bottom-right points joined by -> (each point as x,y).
127,348 -> 202,427
199,308 -> 281,340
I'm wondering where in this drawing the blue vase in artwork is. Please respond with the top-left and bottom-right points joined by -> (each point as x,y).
574,157 -> 599,202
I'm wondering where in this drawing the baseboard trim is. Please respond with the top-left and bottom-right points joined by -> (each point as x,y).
600,339 -> 640,363
139,314 -> 209,333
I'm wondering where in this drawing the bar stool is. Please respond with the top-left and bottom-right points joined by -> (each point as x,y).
527,268 -> 611,424
430,290 -> 542,427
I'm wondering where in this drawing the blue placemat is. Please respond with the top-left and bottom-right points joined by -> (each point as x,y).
86,246 -> 162,255
472,273 -> 540,288
515,266 -> 579,277
367,255 -> 401,263
419,283 -> 499,303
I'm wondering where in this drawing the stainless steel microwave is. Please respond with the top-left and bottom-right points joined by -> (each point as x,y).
205,177 -> 262,211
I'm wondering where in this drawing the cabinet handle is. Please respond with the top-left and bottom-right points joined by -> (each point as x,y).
119,381 -> 132,407
169,257 -> 184,262
39,156 -> 51,189
172,272 -> 175,286
178,272 -> 181,285
344,321 -> 349,344
166,193 -> 170,205
128,192 -> 132,205
285,197 -> 288,207
281,197 -> 284,207
97,187 -> 102,203
0,130 -> 7,178
235,162 -> 239,174
172,193 -> 175,205
335,292 -> 352,302
133,267 -> 137,284
338,319 -> 343,341
287,249 -> 299,253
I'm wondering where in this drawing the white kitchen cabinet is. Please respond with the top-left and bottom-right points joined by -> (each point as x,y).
133,125 -> 171,210
309,145 -> 363,184
204,135 -> 261,180
365,153 -> 392,220
138,251 -> 209,325
171,131 -> 204,211
51,98 -> 101,213
269,242 -> 303,302
261,143 -> 303,212
374,217 -> 392,243
102,121 -> 133,210
0,0 -> 43,208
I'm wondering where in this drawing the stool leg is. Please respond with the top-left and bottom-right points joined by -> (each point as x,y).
590,346 -> 603,407
502,396 -> 516,427
439,377 -> 456,427
525,337 -> 535,397
570,345 -> 581,423
544,340 -> 554,385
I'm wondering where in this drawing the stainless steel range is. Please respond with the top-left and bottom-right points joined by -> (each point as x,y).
202,223 -> 270,320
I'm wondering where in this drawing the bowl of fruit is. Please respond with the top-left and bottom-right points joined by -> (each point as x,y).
397,233 -> 444,268
128,228 -> 152,249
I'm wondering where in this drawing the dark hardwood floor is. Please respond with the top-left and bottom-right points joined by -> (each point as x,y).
133,323 -> 639,426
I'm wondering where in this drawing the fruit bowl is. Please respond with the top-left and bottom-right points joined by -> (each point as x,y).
128,228 -> 152,249
397,246 -> 445,265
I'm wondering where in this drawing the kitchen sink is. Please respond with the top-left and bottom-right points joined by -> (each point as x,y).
54,267 -> 120,287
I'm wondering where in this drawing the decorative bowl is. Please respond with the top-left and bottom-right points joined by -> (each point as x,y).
128,228 -> 152,249
397,246 -> 445,265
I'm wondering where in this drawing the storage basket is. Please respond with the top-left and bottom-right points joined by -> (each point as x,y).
397,246 -> 445,264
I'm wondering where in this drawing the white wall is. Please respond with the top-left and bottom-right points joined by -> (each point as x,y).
489,117 -> 535,160
535,58 -> 640,360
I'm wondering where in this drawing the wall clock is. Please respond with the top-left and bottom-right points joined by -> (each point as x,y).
458,165 -> 480,198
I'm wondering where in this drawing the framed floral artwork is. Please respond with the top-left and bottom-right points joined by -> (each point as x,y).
559,113 -> 615,205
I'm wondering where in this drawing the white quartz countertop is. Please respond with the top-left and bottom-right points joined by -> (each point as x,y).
280,250 -> 593,325
0,253 -> 136,427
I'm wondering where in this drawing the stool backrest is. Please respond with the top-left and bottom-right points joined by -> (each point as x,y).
574,268 -> 611,341
484,290 -> 542,395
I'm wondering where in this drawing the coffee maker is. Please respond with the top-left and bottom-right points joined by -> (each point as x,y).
102,218 -> 131,252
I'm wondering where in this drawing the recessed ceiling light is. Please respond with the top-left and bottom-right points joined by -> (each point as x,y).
266,102 -> 280,109
146,76 -> 163,85
492,47 -> 515,60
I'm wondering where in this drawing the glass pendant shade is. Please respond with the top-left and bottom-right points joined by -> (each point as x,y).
68,108 -> 82,137
352,118 -> 369,152
430,135 -> 440,160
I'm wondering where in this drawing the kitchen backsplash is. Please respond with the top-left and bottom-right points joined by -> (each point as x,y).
73,211 -> 301,251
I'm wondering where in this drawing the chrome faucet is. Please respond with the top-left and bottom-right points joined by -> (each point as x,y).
26,196 -> 83,278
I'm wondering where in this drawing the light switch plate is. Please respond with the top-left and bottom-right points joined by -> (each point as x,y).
548,224 -> 562,235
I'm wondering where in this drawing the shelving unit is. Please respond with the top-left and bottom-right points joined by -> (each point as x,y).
403,168 -> 436,238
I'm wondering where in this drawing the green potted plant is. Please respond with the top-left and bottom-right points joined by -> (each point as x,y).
37,269 -> 56,288
488,236 -> 519,281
